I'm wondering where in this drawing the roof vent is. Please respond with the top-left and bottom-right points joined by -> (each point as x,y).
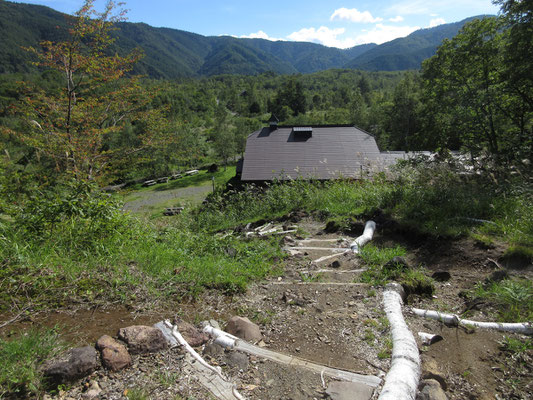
269,114 -> 279,131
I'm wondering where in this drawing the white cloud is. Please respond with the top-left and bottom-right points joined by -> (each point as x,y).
287,26 -> 357,49
239,30 -> 284,41
353,24 -> 420,45
330,7 -> 383,23
428,18 -> 446,27
389,16 -> 404,22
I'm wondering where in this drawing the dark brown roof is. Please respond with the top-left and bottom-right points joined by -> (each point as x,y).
241,125 -> 381,181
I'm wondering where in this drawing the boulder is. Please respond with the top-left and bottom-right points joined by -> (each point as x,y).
96,335 -> 131,372
118,325 -> 168,354
176,321 -> 209,347
226,316 -> 262,342
417,379 -> 448,400
43,346 -> 99,385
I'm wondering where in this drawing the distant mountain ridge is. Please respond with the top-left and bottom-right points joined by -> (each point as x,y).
0,1 -> 490,78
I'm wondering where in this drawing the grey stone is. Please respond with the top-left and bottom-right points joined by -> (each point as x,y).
417,379 -> 448,400
326,381 -> 374,400
226,316 -> 262,342
225,352 -> 249,370
82,381 -> 101,399
96,335 -> 131,372
43,346 -> 99,385
203,343 -> 224,358
118,325 -> 168,354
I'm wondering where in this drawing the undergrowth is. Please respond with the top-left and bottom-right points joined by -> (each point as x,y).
0,328 -> 65,398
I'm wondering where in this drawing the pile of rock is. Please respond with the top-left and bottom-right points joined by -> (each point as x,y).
43,325 -> 169,387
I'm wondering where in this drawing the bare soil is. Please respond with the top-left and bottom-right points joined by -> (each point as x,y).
2,218 -> 532,399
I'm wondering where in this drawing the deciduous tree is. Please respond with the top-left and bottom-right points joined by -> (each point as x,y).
5,0 -> 167,181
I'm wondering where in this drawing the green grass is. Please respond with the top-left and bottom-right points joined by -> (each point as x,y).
473,278 -> 533,322
126,166 -> 236,194
0,328 -> 65,398
1,161 -> 531,313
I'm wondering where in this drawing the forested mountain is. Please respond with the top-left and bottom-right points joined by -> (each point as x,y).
0,1 -> 488,78
345,17 -> 488,70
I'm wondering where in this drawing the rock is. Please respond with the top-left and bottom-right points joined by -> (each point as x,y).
226,316 -> 262,342
330,260 -> 342,269
485,269 -> 509,284
82,381 -> 102,399
43,346 -> 99,385
421,356 -> 447,390
383,256 -> 409,271
324,220 -> 341,233
417,379 -> 448,400
225,352 -> 249,370
176,321 -> 209,347
118,325 -> 168,354
326,381 -> 374,400
431,271 -> 451,282
96,335 -> 131,372
203,343 -> 224,358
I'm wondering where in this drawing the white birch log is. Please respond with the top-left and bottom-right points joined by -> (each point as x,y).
411,308 -> 533,335
163,321 -> 245,400
379,285 -> 420,400
351,221 -> 376,253
203,325 -> 381,388
417,332 -> 443,346
312,249 -> 351,264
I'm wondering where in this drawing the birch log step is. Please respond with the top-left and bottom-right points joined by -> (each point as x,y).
379,283 -> 420,400
203,325 -> 381,389
411,308 -> 533,335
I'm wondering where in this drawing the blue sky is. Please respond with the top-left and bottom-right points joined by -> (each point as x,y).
13,0 -> 500,48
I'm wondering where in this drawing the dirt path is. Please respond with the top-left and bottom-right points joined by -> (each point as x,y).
122,184 -> 212,213
11,218 -> 531,399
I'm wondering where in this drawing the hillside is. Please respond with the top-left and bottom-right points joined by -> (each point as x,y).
345,16 -> 489,70
0,1 -> 488,78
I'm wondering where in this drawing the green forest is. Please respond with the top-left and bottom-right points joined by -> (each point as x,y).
0,0 -> 532,398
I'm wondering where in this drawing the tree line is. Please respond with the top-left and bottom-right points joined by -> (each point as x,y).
0,0 -> 531,187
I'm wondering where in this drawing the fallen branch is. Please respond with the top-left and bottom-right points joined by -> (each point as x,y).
0,307 -> 29,329
298,238 -> 347,243
203,324 -> 381,388
379,284 -> 420,400
313,268 -> 367,274
411,308 -> 533,335
162,321 -> 245,400
350,221 -> 376,253
289,246 -> 350,252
